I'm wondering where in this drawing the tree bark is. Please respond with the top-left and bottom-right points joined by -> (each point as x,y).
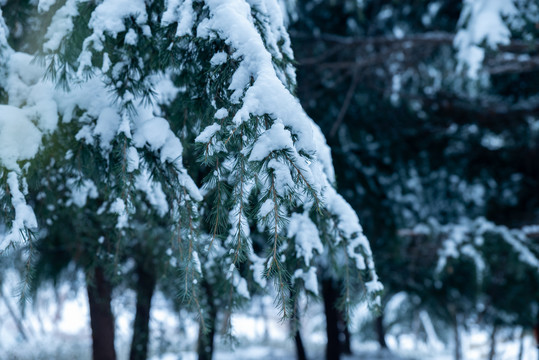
375,314 -> 388,349
517,328 -> 524,360
322,278 -> 341,360
291,298 -> 308,360
294,325 -> 308,360
488,325 -> 497,360
87,266 -> 116,360
336,306 -> 352,355
452,313 -> 461,360
341,318 -> 352,355
197,280 -> 217,360
129,263 -> 157,360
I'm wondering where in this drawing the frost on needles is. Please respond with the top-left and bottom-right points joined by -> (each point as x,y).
0,0 -> 382,318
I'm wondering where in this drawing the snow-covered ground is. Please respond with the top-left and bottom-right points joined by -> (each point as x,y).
0,271 -> 537,360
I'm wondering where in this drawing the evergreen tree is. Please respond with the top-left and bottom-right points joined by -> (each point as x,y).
288,0 -> 538,357
0,1 -> 382,359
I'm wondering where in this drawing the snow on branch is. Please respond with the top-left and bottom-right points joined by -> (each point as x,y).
401,218 -> 539,281
455,0 -> 519,78
0,0 -> 381,315
201,0 -> 315,154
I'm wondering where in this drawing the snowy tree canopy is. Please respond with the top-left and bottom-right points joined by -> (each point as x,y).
290,1 -> 538,356
0,0 -> 382,317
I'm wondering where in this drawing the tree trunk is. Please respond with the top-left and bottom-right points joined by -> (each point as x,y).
339,311 -> 352,355
291,299 -> 308,360
452,313 -> 461,360
375,314 -> 388,349
322,278 -> 341,360
197,281 -> 217,360
488,325 -> 497,360
517,328 -> 524,360
87,266 -> 116,360
294,325 -> 308,360
129,263 -> 157,360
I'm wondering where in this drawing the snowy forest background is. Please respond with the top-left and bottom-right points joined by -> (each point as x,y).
0,0 -> 538,359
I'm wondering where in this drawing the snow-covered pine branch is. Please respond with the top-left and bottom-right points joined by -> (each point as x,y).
0,0 -> 381,318
401,217 -> 539,283
434,217 -> 539,278
454,0 -> 538,79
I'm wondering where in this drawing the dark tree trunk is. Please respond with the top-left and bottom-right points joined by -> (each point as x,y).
488,325 -> 497,360
322,278 -> 342,360
517,328 -> 524,360
197,280 -> 217,360
452,313 -> 461,360
338,311 -> 352,354
376,314 -> 388,349
87,266 -> 116,360
129,263 -> 157,360
292,299 -> 308,360
293,324 -> 308,360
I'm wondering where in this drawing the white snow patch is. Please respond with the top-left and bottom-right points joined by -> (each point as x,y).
110,198 -> 128,229
195,123 -> 221,143
287,212 -> 323,266
210,51 -> 228,66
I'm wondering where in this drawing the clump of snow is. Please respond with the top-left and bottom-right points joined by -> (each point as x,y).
287,212 -> 323,266
250,253 -> 267,287
210,51 -> 228,66
152,73 -> 180,106
214,107 -> 229,119
110,198 -> 128,229
89,0 -> 147,40
43,0 -> 78,52
94,107 -> 122,151
126,146 -> 140,172
0,106 -> 42,170
234,272 -> 251,299
1,173 -> 38,251
266,159 -> 294,197
192,250 -> 202,274
195,123 -> 221,143
132,116 -> 184,165
293,267 -> 319,295
162,0 -> 194,37
67,178 -> 98,207
75,0 -> 149,76
258,198 -> 275,219
249,123 -> 294,161
455,0 -> 518,78
135,169 -> 170,217
124,28 -> 138,45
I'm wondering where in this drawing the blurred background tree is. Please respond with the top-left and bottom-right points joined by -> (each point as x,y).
288,0 -> 539,359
